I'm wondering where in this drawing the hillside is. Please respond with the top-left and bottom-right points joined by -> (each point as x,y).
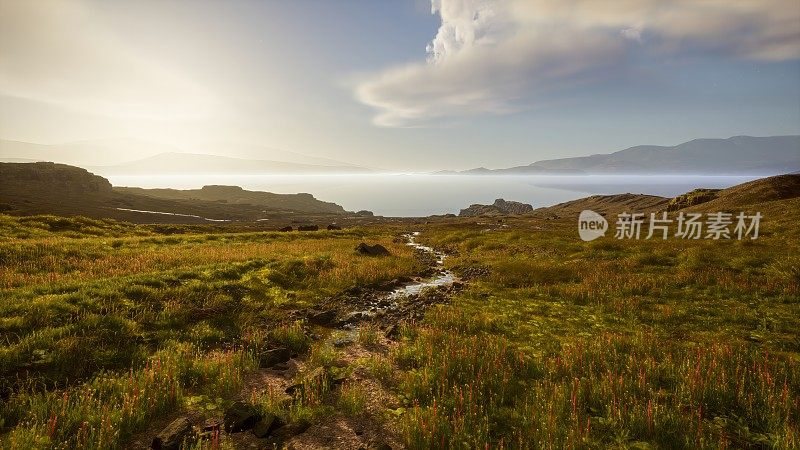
530,174 -> 800,218
115,185 -> 345,214
0,162 -> 352,223
532,193 -> 669,218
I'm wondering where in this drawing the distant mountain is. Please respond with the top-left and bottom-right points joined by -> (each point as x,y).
0,138 -> 370,173
191,141 -> 362,168
92,152 -> 372,175
0,139 -> 177,166
0,162 -> 352,223
452,136 -> 800,175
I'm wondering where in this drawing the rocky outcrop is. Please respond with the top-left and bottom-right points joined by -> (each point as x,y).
666,188 -> 720,211
459,198 -> 533,217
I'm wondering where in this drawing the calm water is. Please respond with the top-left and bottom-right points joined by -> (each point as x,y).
106,174 -> 761,217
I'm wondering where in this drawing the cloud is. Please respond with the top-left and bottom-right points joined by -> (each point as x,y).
356,0 -> 800,127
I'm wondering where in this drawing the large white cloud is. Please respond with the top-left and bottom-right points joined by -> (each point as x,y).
356,0 -> 800,127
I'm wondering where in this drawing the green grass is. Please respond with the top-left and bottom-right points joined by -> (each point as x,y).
0,214 -> 419,448
388,208 -> 800,449
2,203 -> 799,449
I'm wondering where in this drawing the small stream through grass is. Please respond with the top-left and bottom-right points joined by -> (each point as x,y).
341,231 -> 457,330
388,232 -> 455,298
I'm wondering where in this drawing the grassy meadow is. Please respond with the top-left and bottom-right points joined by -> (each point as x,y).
0,214 -> 419,448
0,196 -> 798,449
394,198 -> 800,448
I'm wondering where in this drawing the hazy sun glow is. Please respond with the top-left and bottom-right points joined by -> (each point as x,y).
1,0 -> 799,169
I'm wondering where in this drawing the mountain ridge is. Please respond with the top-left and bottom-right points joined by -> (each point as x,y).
0,139 -> 370,174
448,135 -> 800,175
92,152 -> 372,175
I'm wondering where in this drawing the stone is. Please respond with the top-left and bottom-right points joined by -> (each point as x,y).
268,421 -> 312,442
340,311 -> 366,326
285,383 -> 303,395
259,348 -> 292,368
151,417 -> 192,450
309,309 -> 337,326
224,401 -> 261,432
201,418 -> 221,433
355,243 -> 390,256
385,324 -> 400,340
251,414 -> 283,438
333,336 -> 354,347
271,361 -> 290,371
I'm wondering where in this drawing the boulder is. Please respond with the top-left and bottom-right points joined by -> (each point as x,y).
259,348 -> 292,368
298,225 -> 319,231
151,417 -> 192,450
356,243 -> 390,256
224,401 -> 261,432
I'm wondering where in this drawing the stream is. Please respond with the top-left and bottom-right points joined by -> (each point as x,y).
388,232 -> 455,298
341,232 -> 457,327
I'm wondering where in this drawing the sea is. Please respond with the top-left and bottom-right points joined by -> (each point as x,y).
105,174 -> 762,217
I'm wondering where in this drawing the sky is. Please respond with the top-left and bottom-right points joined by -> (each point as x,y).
1,0 -> 799,170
